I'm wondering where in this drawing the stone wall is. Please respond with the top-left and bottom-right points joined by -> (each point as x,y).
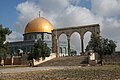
0,53 -> 56,66
4,58 -> 12,65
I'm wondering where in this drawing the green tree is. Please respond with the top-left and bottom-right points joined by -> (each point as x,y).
86,35 -> 117,65
28,39 -> 51,60
0,24 -> 11,59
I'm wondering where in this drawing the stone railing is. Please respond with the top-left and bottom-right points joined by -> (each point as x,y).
33,53 -> 56,66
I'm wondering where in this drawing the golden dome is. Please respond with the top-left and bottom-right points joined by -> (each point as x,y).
24,17 -> 54,34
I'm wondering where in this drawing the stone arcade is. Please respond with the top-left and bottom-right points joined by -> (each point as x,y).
52,24 -> 100,57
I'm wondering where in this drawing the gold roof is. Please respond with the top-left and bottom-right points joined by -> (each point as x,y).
24,17 -> 54,34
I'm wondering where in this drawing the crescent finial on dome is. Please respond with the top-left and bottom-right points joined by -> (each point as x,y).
39,11 -> 40,17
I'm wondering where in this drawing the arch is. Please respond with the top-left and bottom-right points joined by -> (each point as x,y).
52,24 -> 100,57
69,30 -> 82,38
57,32 -> 67,39
70,32 -> 81,55
83,31 -> 92,52
83,30 -> 93,37
58,33 -> 68,56
59,33 -> 67,42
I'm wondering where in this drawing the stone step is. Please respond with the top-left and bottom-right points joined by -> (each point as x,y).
37,56 -> 89,67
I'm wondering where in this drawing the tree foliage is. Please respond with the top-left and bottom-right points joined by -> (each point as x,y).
28,39 -> 51,60
0,24 -> 11,58
86,35 -> 117,65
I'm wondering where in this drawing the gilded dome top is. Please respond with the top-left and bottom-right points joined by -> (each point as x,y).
24,17 -> 54,34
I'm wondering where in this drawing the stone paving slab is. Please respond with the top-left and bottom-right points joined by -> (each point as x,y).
0,66 -> 81,73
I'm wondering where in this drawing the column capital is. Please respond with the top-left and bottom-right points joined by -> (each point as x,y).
67,35 -> 70,40
81,36 -> 84,39
67,37 -> 70,40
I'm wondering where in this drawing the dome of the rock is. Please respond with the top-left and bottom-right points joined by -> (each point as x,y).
24,17 -> 53,34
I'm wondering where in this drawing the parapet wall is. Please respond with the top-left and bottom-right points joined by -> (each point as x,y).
33,53 -> 56,66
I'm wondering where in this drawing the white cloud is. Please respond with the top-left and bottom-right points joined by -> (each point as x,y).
39,0 -> 69,14
91,0 -> 120,17
6,31 -> 23,42
101,18 -> 120,50
55,5 -> 101,28
15,1 -> 41,33
7,0 -> 120,51
101,18 -> 120,38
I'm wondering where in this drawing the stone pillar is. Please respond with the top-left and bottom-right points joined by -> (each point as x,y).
1,59 -> 4,66
52,34 -> 55,52
11,56 -> 14,65
56,39 -> 59,57
89,52 -> 96,66
67,36 -> 70,56
52,31 -> 59,57
81,36 -> 84,53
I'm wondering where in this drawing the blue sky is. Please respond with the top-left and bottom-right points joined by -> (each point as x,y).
80,0 -> 91,9
0,0 -> 120,51
0,0 -> 25,30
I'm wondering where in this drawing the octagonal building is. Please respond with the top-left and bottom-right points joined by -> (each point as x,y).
9,17 -> 67,56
